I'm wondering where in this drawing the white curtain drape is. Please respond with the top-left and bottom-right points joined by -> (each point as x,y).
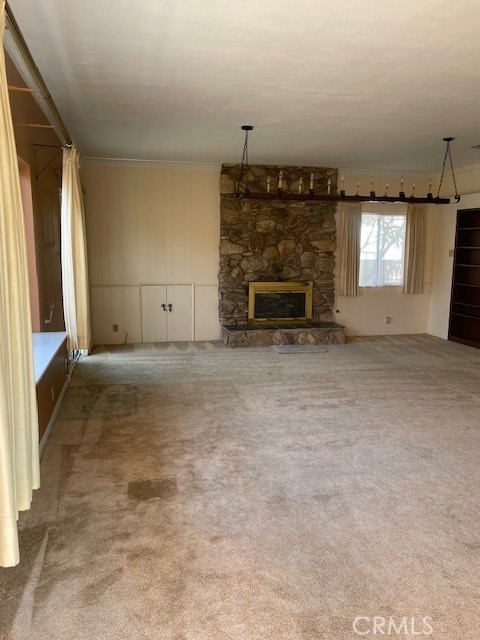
338,202 -> 362,296
61,146 -> 91,353
0,1 -> 40,567
403,203 -> 426,294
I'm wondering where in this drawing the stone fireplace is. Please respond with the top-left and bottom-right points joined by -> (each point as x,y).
219,163 -> 345,347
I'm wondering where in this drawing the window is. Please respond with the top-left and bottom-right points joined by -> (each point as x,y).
359,213 -> 406,287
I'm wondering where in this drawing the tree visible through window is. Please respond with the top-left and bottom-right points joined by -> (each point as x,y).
359,213 -> 406,287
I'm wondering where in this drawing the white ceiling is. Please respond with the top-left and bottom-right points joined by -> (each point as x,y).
7,0 -> 480,170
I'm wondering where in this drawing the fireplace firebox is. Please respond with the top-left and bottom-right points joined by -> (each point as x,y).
248,281 -> 313,326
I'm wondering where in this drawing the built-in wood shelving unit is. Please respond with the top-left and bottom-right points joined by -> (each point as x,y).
449,208 -> 480,348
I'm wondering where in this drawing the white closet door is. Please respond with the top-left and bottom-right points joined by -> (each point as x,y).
141,285 -> 167,342
166,285 -> 192,341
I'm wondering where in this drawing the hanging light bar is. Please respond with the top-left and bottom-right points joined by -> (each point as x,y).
235,127 -> 459,205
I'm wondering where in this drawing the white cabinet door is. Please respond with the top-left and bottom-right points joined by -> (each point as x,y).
166,285 -> 192,341
141,284 -> 192,342
141,285 -> 167,342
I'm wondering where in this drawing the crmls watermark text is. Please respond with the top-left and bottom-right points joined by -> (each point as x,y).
352,616 -> 433,636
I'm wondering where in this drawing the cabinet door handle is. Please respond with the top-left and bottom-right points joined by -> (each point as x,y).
161,303 -> 167,311
168,303 -> 173,312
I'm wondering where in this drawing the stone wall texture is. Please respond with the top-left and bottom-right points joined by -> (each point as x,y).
219,164 -> 338,326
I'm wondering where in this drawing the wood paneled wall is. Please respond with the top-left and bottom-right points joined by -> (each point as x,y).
81,163 -> 221,344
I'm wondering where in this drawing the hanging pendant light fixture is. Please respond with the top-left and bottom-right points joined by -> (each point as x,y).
235,127 -> 459,205
437,137 -> 461,203
237,125 -> 253,196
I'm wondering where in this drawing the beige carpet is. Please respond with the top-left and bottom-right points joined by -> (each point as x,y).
1,335 -> 480,639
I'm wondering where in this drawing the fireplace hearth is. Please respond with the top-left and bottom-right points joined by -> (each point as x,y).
221,321 -> 345,348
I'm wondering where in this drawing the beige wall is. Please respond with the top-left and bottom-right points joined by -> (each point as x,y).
81,163 -> 221,344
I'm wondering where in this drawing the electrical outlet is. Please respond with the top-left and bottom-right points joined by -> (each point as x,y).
113,324 -> 119,332
385,316 -> 392,324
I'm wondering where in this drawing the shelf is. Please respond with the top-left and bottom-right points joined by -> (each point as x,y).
450,312 -> 480,321
451,284 -> 480,307
449,208 -> 480,349
455,263 -> 480,268
449,334 -> 480,348
452,283 -> 480,288
451,301 -> 480,308
456,209 -> 480,228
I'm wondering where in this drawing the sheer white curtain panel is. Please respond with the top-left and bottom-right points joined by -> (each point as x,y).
403,203 -> 426,294
338,202 -> 362,296
61,146 -> 91,353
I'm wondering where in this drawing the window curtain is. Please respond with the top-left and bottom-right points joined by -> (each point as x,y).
338,202 -> 362,296
61,146 -> 91,353
403,203 -> 426,294
0,1 -> 40,567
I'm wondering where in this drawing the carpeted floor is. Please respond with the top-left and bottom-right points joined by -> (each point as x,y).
1,335 -> 480,639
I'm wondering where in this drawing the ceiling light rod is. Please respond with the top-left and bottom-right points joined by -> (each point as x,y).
235,127 -> 456,205
4,2 -> 72,147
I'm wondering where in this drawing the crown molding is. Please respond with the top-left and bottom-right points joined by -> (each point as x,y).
453,161 -> 480,174
81,156 -> 221,170
338,167 -> 441,177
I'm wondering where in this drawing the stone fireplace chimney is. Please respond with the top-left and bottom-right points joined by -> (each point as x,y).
219,164 -> 338,327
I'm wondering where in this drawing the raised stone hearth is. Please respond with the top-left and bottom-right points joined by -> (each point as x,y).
221,322 -> 346,348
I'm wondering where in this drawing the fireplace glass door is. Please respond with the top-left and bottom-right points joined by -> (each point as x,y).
255,292 -> 306,320
248,281 -> 313,325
